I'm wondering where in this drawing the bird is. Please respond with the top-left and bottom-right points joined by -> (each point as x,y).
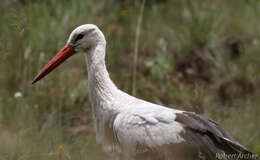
32,24 -> 258,160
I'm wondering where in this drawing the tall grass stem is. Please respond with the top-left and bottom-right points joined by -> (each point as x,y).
132,0 -> 145,96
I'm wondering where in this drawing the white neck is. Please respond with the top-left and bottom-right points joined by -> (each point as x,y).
85,42 -> 118,105
84,42 -> 119,144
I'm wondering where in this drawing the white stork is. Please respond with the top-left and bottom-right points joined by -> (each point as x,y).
32,24 -> 258,160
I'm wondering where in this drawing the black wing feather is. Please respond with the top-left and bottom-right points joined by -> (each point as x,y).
175,112 -> 257,160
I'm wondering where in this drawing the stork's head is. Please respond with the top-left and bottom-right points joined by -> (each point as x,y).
32,24 -> 105,84
68,24 -> 105,52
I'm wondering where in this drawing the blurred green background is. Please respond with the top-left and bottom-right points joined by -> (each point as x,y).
0,0 -> 260,159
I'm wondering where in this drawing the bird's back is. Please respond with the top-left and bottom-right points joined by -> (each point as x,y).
112,96 -> 255,160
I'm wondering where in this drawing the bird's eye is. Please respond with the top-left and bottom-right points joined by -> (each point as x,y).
74,34 -> 84,43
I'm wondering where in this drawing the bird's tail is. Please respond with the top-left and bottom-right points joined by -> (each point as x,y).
219,137 -> 259,160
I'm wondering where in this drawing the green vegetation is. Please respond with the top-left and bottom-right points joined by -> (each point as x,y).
0,0 -> 260,159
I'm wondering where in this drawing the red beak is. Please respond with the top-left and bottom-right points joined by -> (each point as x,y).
32,45 -> 76,84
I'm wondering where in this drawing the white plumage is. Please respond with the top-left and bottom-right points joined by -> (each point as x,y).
32,24 -> 256,160
113,99 -> 185,152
